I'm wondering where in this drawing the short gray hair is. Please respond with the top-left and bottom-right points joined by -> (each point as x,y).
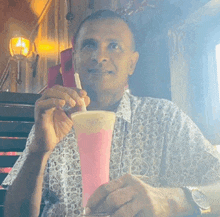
74,9 -> 136,51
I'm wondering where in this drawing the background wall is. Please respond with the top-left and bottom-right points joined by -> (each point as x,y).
168,0 -> 220,144
1,0 -> 220,144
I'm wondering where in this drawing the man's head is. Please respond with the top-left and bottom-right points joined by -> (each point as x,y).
74,10 -> 136,51
73,10 -> 139,98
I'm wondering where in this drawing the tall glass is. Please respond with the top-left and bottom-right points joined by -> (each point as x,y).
71,111 -> 116,214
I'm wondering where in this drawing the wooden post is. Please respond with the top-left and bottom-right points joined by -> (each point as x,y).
10,60 -> 17,92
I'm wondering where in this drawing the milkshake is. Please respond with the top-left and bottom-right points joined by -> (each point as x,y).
71,111 -> 116,207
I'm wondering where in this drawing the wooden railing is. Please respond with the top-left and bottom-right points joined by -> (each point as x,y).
0,92 -> 41,216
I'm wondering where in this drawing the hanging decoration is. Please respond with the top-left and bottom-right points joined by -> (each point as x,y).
89,0 -> 95,9
65,0 -> 74,21
116,0 -> 162,17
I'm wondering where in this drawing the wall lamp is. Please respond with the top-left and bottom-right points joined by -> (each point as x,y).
9,37 -> 39,84
9,37 -> 30,84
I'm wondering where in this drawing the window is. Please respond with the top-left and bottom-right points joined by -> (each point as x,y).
215,43 -> 220,101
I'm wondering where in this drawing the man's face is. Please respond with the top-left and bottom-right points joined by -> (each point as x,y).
73,18 -> 139,96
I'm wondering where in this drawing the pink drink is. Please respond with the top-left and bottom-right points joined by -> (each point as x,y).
71,111 -> 116,207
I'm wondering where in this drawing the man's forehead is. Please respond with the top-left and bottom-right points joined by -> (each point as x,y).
77,18 -> 132,43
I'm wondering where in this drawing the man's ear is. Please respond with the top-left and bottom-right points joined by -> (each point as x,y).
128,51 -> 139,76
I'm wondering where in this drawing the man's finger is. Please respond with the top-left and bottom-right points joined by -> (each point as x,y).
54,85 -> 87,103
78,89 -> 87,98
111,198 -> 148,217
35,98 -> 66,114
43,85 -> 85,106
83,95 -> 90,107
52,85 -> 87,97
52,85 -> 89,107
40,88 -> 77,107
95,185 -> 138,214
86,174 -> 150,215
86,177 -> 124,211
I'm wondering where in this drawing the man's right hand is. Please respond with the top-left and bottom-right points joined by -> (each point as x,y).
30,85 -> 90,154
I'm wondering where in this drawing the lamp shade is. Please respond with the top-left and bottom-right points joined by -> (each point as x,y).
9,37 -> 30,58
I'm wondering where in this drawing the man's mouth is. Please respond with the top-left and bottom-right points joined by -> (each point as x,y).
87,69 -> 114,74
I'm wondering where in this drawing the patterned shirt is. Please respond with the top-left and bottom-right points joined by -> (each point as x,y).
3,91 -> 220,217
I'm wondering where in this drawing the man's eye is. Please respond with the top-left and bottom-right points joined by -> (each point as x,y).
85,43 -> 96,48
109,43 -> 120,50
81,41 -> 97,50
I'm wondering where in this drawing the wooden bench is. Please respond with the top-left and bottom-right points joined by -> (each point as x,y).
0,92 -> 41,216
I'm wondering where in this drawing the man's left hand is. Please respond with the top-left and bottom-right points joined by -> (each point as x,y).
85,173 -> 184,217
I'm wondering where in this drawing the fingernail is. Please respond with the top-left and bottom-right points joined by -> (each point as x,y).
85,207 -> 91,215
70,99 -> 76,107
80,89 -> 86,97
56,104 -> 63,110
79,98 -> 85,106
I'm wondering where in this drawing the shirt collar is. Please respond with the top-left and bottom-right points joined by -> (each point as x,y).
115,90 -> 131,123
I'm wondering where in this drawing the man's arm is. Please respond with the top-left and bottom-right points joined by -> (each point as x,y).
158,183 -> 220,216
84,174 -> 220,217
165,183 -> 220,216
4,85 -> 90,217
4,151 -> 51,217
197,183 -> 220,215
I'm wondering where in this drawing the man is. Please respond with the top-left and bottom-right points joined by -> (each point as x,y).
3,10 -> 220,217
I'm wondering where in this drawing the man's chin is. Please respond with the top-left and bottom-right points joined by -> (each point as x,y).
84,84 -> 113,98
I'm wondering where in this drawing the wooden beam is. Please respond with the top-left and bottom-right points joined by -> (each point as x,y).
0,121 -> 34,137
0,92 -> 41,105
0,156 -> 20,168
0,138 -> 26,152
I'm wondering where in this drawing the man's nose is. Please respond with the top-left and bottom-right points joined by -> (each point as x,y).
91,47 -> 109,63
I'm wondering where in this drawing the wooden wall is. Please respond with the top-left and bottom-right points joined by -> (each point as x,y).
29,0 -> 70,93
1,0 -> 215,102
0,0 -> 123,93
1,0 -> 219,144
0,0 -> 175,94
0,0 -> 38,92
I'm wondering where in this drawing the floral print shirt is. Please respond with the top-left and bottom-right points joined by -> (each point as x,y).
3,91 -> 220,216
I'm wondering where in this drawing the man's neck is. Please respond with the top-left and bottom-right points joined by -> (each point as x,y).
87,89 -> 124,112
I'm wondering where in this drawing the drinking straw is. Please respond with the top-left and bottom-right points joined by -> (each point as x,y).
74,73 -> 87,112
